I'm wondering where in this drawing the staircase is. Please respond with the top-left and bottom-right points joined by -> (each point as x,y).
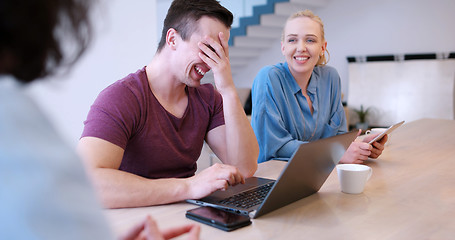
203,0 -> 329,82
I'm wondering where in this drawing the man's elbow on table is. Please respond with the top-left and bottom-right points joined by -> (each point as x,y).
240,157 -> 258,178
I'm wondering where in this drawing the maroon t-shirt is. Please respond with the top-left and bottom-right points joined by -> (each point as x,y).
81,67 -> 224,179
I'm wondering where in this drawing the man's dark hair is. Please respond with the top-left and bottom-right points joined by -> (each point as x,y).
0,0 -> 93,83
157,0 -> 233,53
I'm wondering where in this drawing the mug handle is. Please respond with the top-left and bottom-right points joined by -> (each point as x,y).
367,168 -> 373,181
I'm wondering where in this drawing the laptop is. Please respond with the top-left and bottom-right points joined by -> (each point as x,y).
187,131 -> 358,219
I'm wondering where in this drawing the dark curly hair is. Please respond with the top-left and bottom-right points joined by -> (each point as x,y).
0,0 -> 93,83
157,0 -> 233,53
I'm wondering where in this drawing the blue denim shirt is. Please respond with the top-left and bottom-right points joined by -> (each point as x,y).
251,63 -> 347,163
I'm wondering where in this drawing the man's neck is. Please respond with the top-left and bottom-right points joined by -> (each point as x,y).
146,54 -> 187,98
145,53 -> 188,118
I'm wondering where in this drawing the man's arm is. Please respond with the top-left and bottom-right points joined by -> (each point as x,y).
198,32 -> 258,178
78,137 -> 244,208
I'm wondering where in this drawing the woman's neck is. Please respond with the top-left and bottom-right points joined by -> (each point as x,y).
291,69 -> 312,92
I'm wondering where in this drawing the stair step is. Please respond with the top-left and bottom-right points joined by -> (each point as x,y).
229,55 -> 255,62
229,47 -> 263,58
246,25 -> 283,39
230,56 -> 256,73
274,2 -> 324,16
260,14 -> 288,27
230,59 -> 254,67
289,0 -> 329,7
231,36 -> 276,48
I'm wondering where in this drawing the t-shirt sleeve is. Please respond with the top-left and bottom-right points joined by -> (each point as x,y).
207,86 -> 225,132
81,82 -> 140,149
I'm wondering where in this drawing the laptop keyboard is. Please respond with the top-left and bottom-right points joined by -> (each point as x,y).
218,182 -> 274,209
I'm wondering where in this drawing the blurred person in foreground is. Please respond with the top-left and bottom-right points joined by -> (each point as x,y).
0,0 -> 199,239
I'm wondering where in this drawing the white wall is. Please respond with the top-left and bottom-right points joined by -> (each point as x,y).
233,0 -> 455,100
27,0 -> 157,147
348,60 -> 455,126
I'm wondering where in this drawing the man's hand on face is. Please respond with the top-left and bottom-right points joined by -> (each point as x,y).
197,32 -> 235,94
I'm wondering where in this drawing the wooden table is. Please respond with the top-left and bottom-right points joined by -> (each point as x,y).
105,118 -> 455,239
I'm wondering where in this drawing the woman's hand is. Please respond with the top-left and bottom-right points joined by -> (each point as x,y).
364,133 -> 388,159
339,131 -> 388,164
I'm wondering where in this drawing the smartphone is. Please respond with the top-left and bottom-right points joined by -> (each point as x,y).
186,206 -> 251,232
368,120 -> 405,144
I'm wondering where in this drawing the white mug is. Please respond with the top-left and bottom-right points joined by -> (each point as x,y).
365,128 -> 390,145
336,164 -> 372,194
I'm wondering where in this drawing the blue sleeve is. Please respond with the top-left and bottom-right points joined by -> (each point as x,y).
251,66 -> 306,163
317,66 -> 347,139
330,68 -> 347,135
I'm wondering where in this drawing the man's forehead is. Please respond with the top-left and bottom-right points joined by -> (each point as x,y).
195,16 -> 229,36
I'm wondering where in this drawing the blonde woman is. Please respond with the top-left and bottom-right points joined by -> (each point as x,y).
251,10 -> 386,163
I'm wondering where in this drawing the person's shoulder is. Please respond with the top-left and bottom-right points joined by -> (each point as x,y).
258,63 -> 287,76
192,83 -> 215,96
100,67 -> 148,97
314,65 -> 340,82
255,63 -> 288,84
0,78 -> 38,129
197,83 -> 215,91
117,67 -> 148,91
315,65 -> 339,75
190,83 -> 218,99
189,84 -> 221,108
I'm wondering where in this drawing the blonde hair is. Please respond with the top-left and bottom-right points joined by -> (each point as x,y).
282,9 -> 330,66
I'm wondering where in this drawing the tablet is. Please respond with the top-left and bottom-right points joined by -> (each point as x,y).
368,120 -> 405,144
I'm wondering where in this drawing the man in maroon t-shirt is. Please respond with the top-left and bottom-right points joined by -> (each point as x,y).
77,0 -> 259,208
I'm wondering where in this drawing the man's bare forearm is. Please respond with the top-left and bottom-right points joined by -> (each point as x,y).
90,168 -> 191,208
220,89 -> 258,177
